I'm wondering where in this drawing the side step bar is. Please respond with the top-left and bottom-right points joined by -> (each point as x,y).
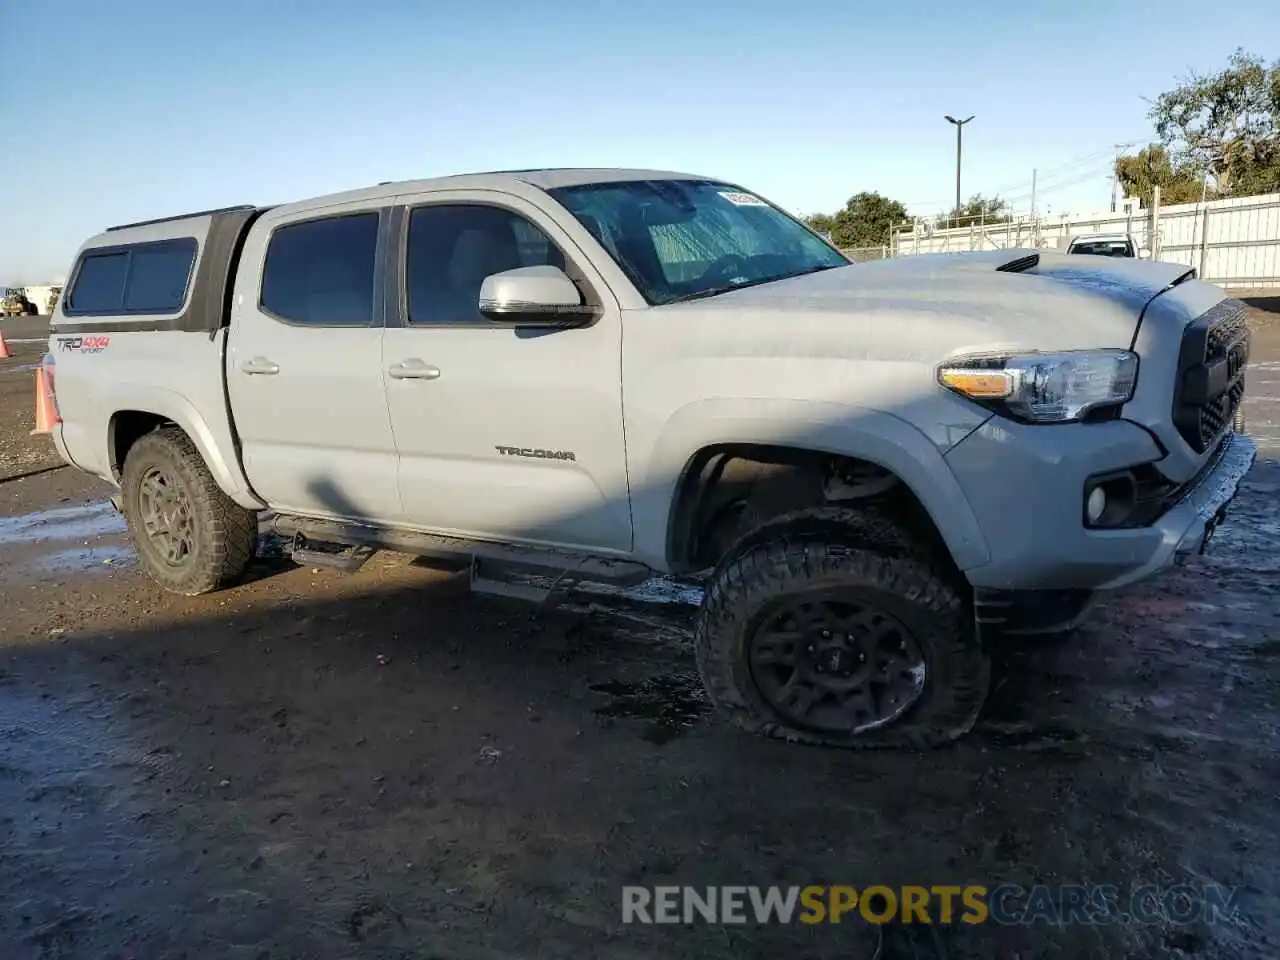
269,514 -> 652,603
291,531 -> 376,573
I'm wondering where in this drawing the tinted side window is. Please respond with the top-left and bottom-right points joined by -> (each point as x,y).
67,239 -> 198,315
405,205 -> 566,324
68,252 -> 129,312
261,213 -> 379,325
124,240 -> 197,312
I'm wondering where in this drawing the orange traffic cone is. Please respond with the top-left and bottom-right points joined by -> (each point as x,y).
0,330 -> 11,360
30,367 -> 57,435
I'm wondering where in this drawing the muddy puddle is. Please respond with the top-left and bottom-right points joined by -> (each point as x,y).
575,574 -> 705,606
33,545 -> 137,574
589,671 -> 710,743
0,500 -> 126,545
0,500 -> 132,585
0,679 -> 172,958
1243,332 -> 1280,449
510,569 -> 706,607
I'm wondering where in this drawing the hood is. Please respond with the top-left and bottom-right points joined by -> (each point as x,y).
657,249 -> 1197,362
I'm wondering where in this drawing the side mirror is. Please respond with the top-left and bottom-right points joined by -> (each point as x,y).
478,266 -> 597,325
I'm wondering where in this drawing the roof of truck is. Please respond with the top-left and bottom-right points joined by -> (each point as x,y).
104,168 -> 714,233
268,167 -> 712,216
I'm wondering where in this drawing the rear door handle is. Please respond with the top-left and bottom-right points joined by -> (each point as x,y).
241,357 -> 280,375
388,359 -> 441,380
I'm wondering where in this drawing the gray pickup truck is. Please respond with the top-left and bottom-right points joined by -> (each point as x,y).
45,168 -> 1255,748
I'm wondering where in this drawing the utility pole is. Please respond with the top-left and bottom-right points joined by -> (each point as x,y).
1197,159 -> 1214,279
1151,185 -> 1161,260
944,115 -> 974,222
1110,144 -> 1122,212
1024,171 -> 1034,249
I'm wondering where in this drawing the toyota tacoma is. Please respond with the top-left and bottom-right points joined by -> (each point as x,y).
44,168 -> 1256,747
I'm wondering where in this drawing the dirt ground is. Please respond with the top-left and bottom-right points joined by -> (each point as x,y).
1,303 -> 1278,960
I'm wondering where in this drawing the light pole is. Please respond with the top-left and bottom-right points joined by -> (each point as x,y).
944,114 -> 974,223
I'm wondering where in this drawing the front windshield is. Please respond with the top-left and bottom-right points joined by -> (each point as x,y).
1069,239 -> 1135,257
547,179 -> 850,305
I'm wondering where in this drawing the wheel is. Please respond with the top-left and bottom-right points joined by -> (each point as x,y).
694,514 -> 990,748
121,427 -> 256,595
1232,407 -> 1246,434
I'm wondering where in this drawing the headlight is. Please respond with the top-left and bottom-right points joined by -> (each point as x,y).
937,349 -> 1138,423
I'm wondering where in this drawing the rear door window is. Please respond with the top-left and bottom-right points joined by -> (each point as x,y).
260,212 -> 380,325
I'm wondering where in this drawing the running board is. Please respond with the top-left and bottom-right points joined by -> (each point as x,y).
291,532 -> 376,573
269,514 -> 652,599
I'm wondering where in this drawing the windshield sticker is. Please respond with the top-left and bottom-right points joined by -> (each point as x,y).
718,190 -> 768,207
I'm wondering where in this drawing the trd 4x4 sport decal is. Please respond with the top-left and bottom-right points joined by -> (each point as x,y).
56,335 -> 111,354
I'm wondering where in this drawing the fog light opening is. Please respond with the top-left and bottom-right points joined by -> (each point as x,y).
1086,486 -> 1108,524
1084,472 -> 1141,528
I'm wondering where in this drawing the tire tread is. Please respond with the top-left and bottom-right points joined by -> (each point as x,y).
694,509 -> 989,749
122,427 -> 256,596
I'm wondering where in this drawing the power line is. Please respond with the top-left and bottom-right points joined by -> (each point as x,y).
907,161 -> 1113,212
1003,170 -> 1118,214
899,138 -> 1149,217
1000,160 -> 1117,203
987,137 -> 1147,199
988,149 -> 1108,195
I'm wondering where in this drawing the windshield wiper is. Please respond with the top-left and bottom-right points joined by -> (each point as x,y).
781,263 -> 845,280
663,263 -> 843,305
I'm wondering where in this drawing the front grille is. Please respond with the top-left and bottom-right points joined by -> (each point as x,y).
1171,299 -> 1249,453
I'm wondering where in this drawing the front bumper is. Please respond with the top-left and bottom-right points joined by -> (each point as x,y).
1087,428 -> 1259,587
947,418 -> 1257,593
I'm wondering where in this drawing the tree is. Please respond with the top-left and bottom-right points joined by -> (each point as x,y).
1114,144 -> 1205,206
1148,48 -> 1280,196
804,213 -> 835,237
1219,136 -> 1280,196
937,194 -> 1011,229
808,192 -> 908,249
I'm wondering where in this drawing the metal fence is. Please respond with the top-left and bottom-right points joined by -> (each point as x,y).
885,190 -> 1280,289
838,246 -> 892,262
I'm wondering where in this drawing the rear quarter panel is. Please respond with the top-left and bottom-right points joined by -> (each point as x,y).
49,216 -> 262,507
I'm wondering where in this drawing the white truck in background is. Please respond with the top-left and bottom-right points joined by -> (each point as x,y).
1064,232 -> 1145,258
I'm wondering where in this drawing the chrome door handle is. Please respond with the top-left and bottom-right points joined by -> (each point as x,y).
388,359 -> 441,380
241,357 -> 280,375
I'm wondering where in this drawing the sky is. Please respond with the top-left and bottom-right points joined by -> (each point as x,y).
0,0 -> 1274,284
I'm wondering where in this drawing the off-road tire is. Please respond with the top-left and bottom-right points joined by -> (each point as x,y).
1232,407 -> 1246,434
122,427 -> 256,596
694,509 -> 989,749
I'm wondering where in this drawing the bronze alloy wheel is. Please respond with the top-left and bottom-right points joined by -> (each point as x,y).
136,465 -> 197,567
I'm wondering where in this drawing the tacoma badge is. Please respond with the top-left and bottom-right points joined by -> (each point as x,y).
495,446 -> 577,461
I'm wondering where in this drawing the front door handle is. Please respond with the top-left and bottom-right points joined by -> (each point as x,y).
241,357 -> 280,375
388,359 -> 441,381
